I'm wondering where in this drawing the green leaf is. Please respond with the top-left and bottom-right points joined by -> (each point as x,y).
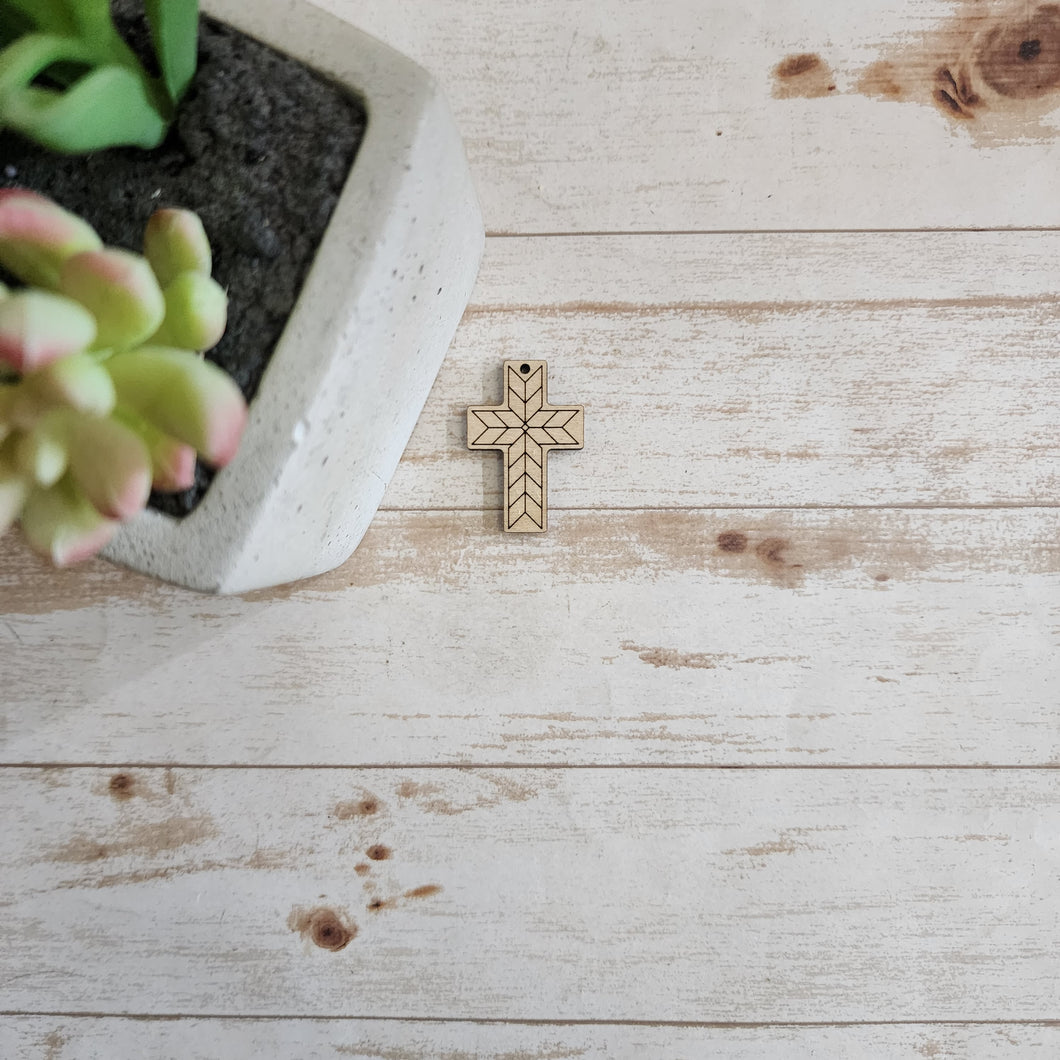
57,0 -> 142,68
2,63 -> 168,152
0,31 -> 93,103
0,8 -> 36,52
144,0 -> 199,104
2,0 -> 77,35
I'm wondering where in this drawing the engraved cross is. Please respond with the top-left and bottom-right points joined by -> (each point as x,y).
467,360 -> 584,532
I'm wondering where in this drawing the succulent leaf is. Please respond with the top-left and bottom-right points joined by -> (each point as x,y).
106,346 -> 247,467
150,435 -> 196,492
14,412 -> 67,486
19,476 -> 118,565
144,0 -> 199,106
0,468 -> 27,534
58,248 -> 165,351
2,63 -> 169,153
143,208 -> 212,286
0,187 -> 102,288
113,408 -> 197,493
0,437 -> 27,533
2,0 -> 78,36
0,31 -> 93,99
63,412 -> 152,519
0,191 -> 239,564
147,429 -> 197,493
0,383 -> 14,439
152,271 -> 227,352
0,288 -> 96,372
58,0 -> 141,66
0,0 -> 198,155
27,351 -> 116,416
1,377 -> 49,432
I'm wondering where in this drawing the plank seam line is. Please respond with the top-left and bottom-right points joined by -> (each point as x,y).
2,764 -> 1058,772
376,504 -> 1060,514
486,227 -> 1060,238
463,296 -> 1060,318
2,1013 -> 1059,1028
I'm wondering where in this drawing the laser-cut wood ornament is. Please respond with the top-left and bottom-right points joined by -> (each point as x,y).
467,361 -> 584,532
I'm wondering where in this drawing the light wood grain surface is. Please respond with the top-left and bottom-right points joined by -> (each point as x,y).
4,0 -> 1060,1056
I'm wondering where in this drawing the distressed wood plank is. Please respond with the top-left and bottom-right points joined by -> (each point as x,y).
385,231 -> 1060,511
313,0 -> 1060,232
3,1017 -> 1057,1060
2,506 -> 1058,767
2,768 -> 1057,1021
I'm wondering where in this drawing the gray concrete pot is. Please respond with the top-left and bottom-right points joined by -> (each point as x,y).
104,0 -> 483,593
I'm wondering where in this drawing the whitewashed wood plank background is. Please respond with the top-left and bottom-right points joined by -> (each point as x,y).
315,0 -> 1060,232
3,1018 -> 1058,1060
384,232 -> 1060,510
3,768 -> 1058,1021
1,507 -> 1058,766
4,0 -> 1060,1052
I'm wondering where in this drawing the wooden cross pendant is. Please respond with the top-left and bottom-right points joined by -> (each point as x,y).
467,360 -> 584,532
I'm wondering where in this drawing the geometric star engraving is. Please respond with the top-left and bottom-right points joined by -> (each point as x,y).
467,360 -> 584,532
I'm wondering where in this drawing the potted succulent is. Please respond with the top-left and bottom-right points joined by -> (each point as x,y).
0,0 -> 483,592
0,190 -> 246,564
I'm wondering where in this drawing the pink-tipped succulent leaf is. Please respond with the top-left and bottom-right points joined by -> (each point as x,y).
27,353 -> 117,417
63,413 -> 152,520
0,449 -> 28,535
114,410 -> 198,493
15,415 -> 68,487
58,248 -> 165,352
151,272 -> 228,352
0,290 -> 97,373
147,432 -> 197,492
0,189 -> 103,289
106,346 -> 248,467
143,209 -> 212,286
19,477 -> 118,566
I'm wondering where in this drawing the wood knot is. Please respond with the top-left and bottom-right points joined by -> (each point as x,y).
288,906 -> 356,951
755,537 -> 790,566
772,52 -> 836,100
404,884 -> 443,900
716,530 -> 748,553
334,797 -> 380,819
977,5 -> 1060,98
776,53 -> 822,79
934,65 -> 980,118
108,773 -> 135,800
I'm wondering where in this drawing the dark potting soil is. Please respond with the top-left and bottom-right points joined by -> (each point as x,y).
0,8 -> 367,516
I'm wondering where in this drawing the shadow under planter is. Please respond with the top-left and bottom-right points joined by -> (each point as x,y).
4,0 -> 483,594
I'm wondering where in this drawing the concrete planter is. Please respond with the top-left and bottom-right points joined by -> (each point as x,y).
103,0 -> 483,593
